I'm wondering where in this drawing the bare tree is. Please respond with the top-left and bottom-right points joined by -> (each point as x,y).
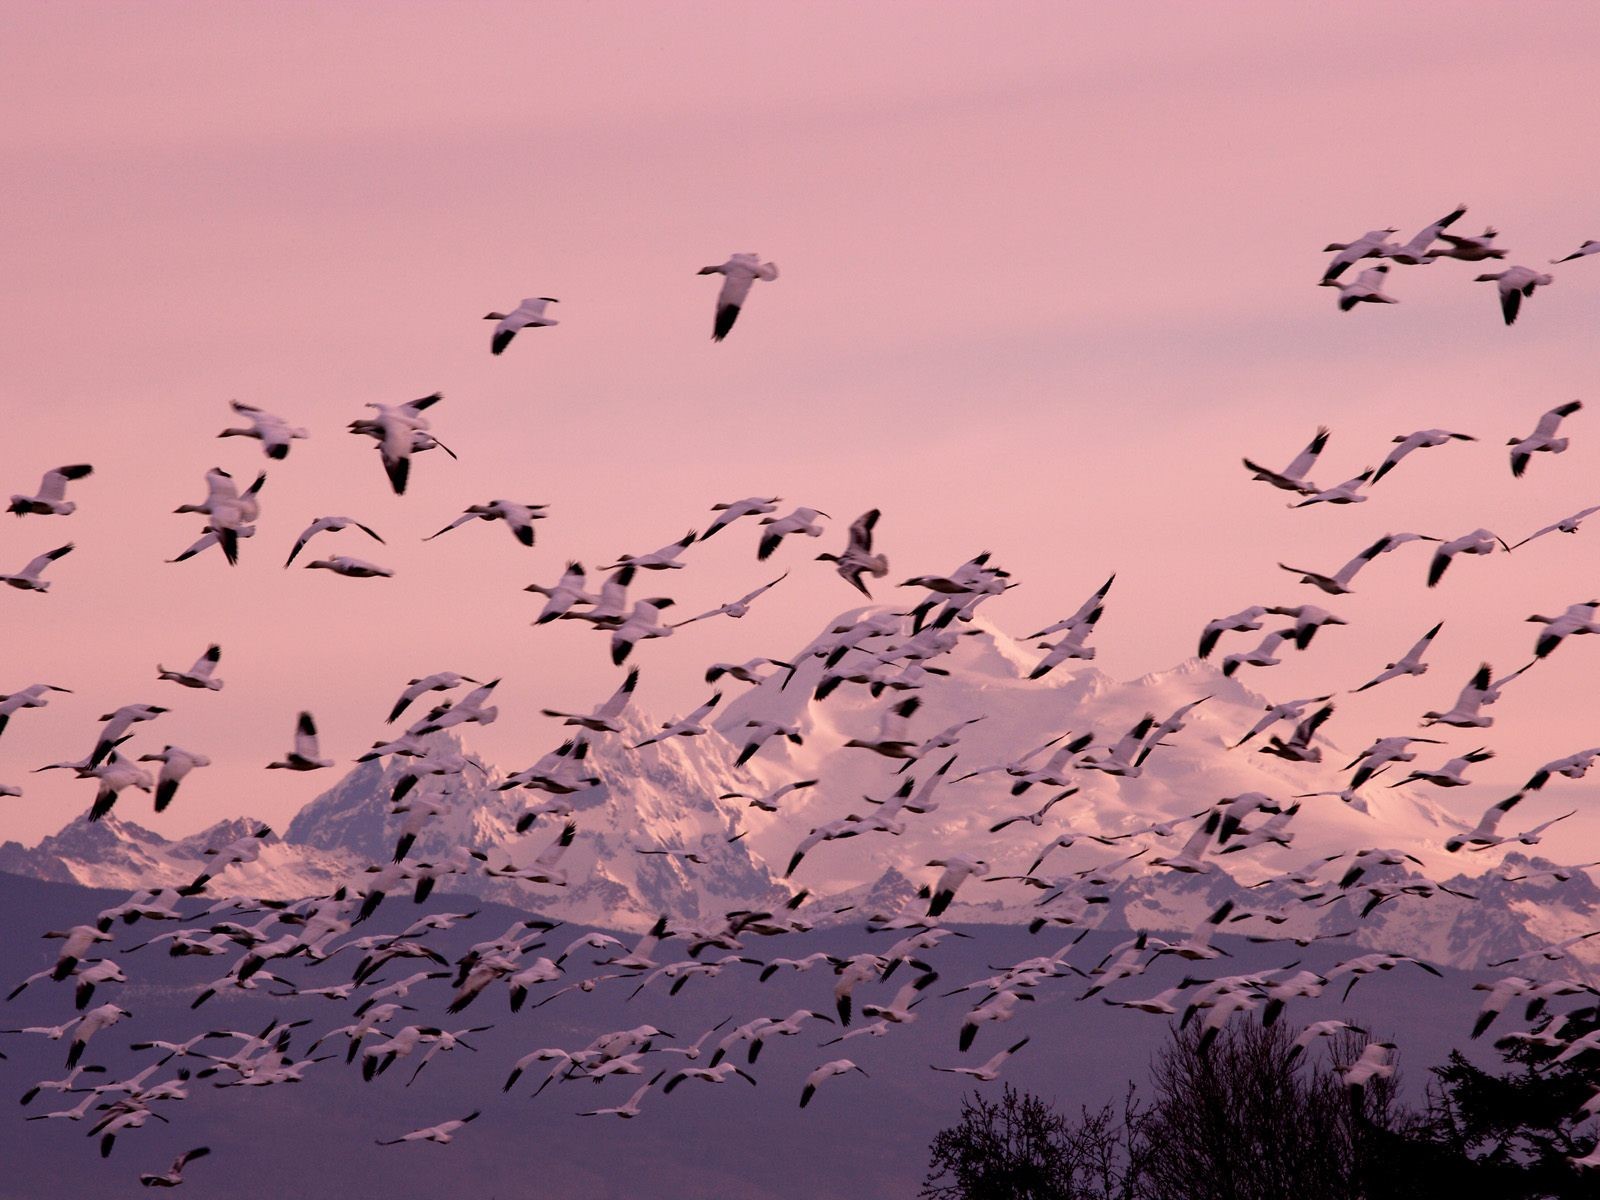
920,1083 -> 1148,1200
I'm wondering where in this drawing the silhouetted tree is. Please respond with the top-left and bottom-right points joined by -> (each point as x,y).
1137,1019 -> 1402,1200
920,1083 -> 1148,1200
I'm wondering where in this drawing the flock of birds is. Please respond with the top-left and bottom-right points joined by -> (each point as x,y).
5,233 -> 1600,1187
1319,203 -> 1600,323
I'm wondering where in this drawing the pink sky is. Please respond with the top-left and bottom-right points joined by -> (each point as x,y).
5,3 -> 1600,851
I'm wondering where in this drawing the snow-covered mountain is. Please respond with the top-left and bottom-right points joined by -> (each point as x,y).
4,612 -> 1595,970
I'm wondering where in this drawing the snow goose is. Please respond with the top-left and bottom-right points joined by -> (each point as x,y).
1345,737 -> 1443,789
697,253 -> 778,340
610,598 -> 675,665
701,496 -> 781,540
1510,503 -> 1600,549
677,576 -> 790,627
798,1059 -> 866,1108
283,516 -> 384,567
1508,400 -> 1582,477
135,746 -> 210,812
157,645 -> 223,691
757,508 -> 829,560
1378,204 -> 1466,264
1550,240 -> 1600,264
484,297 -> 558,354
385,671 -> 479,723
427,500 -> 547,548
1221,630 -> 1292,677
265,712 -> 332,771
525,562 -> 595,624
1352,622 -> 1442,692
1475,265 -> 1553,324
579,1073 -> 663,1118
137,1145 -> 210,1188
90,704 -> 168,766
0,682 -> 72,739
1528,600 -> 1600,658
349,392 -> 447,495
305,556 -> 393,578
1198,606 -> 1268,658
1426,226 -> 1503,262
1256,703 -> 1334,763
8,465 -> 92,516
217,400 -> 307,460
1427,528 -> 1508,587
541,668 -> 639,732
1242,427 -> 1328,495
375,1110 -> 480,1145
603,530 -> 697,572
1319,264 -> 1397,311
1279,531 -> 1437,595
1321,226 -> 1398,281
0,543 -> 73,591
817,509 -> 889,596
1393,748 -> 1493,789
1369,429 -> 1476,485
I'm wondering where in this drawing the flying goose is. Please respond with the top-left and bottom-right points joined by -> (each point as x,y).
1243,427 -> 1328,495
426,501 -> 547,548
1508,400 -> 1582,477
817,509 -> 889,596
697,253 -> 778,341
8,465 -> 93,516
217,400 -> 307,460
1475,265 -> 1553,325
1319,264 -> 1397,311
485,297 -> 558,354
265,713 -> 332,771
1369,429 -> 1476,485
0,543 -> 73,591
1352,622 -> 1443,691
157,645 -> 223,691
284,516 -> 384,567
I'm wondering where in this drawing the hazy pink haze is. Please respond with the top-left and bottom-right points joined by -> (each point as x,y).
5,2 -> 1600,854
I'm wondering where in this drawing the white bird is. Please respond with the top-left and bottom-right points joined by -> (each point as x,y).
385,672 -> 480,724
1427,529 -> 1508,587
1394,748 -> 1493,790
1524,747 -> 1600,792
610,598 -> 676,665
1369,429 -> 1476,485
66,1004 -> 130,1068
172,468 -> 264,566
1321,226 -> 1398,281
799,1059 -> 866,1108
542,668 -> 639,732
265,712 -> 332,771
932,1036 -> 1031,1081
1221,630 -> 1292,678
525,562 -> 595,624
817,509 -> 889,597
700,496 -> 781,541
0,682 -> 72,739
1426,226 -> 1504,262
0,543 -> 73,591
1258,703 -> 1335,763
843,696 -> 921,759
1377,204 -> 1467,264
1287,1021 -> 1366,1063
1420,663 -> 1497,728
1475,265 -> 1553,325
1339,1041 -> 1396,1096
1242,427 -> 1328,495
926,855 -> 989,917
697,253 -> 778,341
79,753 -> 154,822
484,297 -> 558,354
1528,600 -> 1600,659
1280,531 -> 1437,596
89,703 -> 169,766
157,645 -> 223,691
1508,400 -> 1582,477
375,1111 -> 480,1146
702,655 -> 794,684
284,516 -> 384,567
579,1072 -> 663,1118
427,500 -> 547,548
1320,264 -> 1398,311
1353,622 -> 1443,692
138,1146 -> 210,1188
136,746 -> 211,813
758,508 -> 830,561
9,465 -> 93,516
633,693 -> 722,748
350,392 -> 447,496
411,678 -> 501,735
1345,737 -> 1443,789
305,555 -> 394,578
1198,606 -> 1269,659
1444,794 -> 1525,852
604,531 -> 697,572
1551,239 -> 1600,264
1510,504 -> 1600,550
217,401 -> 307,460
1290,469 -> 1374,508
721,777 -> 816,813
